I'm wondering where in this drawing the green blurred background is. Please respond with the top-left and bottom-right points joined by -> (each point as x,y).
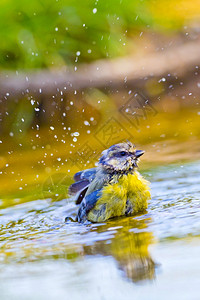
0,0 -> 199,69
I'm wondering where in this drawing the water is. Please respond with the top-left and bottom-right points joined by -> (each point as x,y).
0,160 -> 200,299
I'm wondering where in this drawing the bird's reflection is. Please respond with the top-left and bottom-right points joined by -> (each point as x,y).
84,216 -> 156,282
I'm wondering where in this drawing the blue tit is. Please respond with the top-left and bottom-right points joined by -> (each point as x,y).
69,141 -> 151,223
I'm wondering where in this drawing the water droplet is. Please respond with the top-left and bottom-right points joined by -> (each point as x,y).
73,132 -> 79,136
84,121 -> 90,126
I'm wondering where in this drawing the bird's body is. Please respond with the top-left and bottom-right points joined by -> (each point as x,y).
69,142 -> 151,223
87,171 -> 150,222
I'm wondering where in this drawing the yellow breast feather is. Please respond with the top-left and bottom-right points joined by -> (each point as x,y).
87,171 -> 151,222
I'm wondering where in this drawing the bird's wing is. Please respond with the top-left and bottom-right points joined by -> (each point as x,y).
77,171 -> 110,222
77,189 -> 102,223
68,179 -> 90,196
69,167 -> 97,205
69,179 -> 90,205
73,168 -> 97,182
84,173 -> 106,197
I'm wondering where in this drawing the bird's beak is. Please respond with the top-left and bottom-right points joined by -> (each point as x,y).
135,150 -> 145,158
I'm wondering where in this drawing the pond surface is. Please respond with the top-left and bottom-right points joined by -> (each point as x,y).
0,160 -> 200,300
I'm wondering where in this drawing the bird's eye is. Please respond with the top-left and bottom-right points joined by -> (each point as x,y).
120,151 -> 126,156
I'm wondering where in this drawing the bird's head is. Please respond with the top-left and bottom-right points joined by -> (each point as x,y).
98,141 -> 144,174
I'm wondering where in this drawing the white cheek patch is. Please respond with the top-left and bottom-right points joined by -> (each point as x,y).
107,158 -> 118,166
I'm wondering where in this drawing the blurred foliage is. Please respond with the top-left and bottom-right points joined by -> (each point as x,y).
0,0 -> 199,69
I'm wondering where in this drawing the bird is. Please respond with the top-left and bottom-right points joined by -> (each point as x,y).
68,141 -> 151,223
